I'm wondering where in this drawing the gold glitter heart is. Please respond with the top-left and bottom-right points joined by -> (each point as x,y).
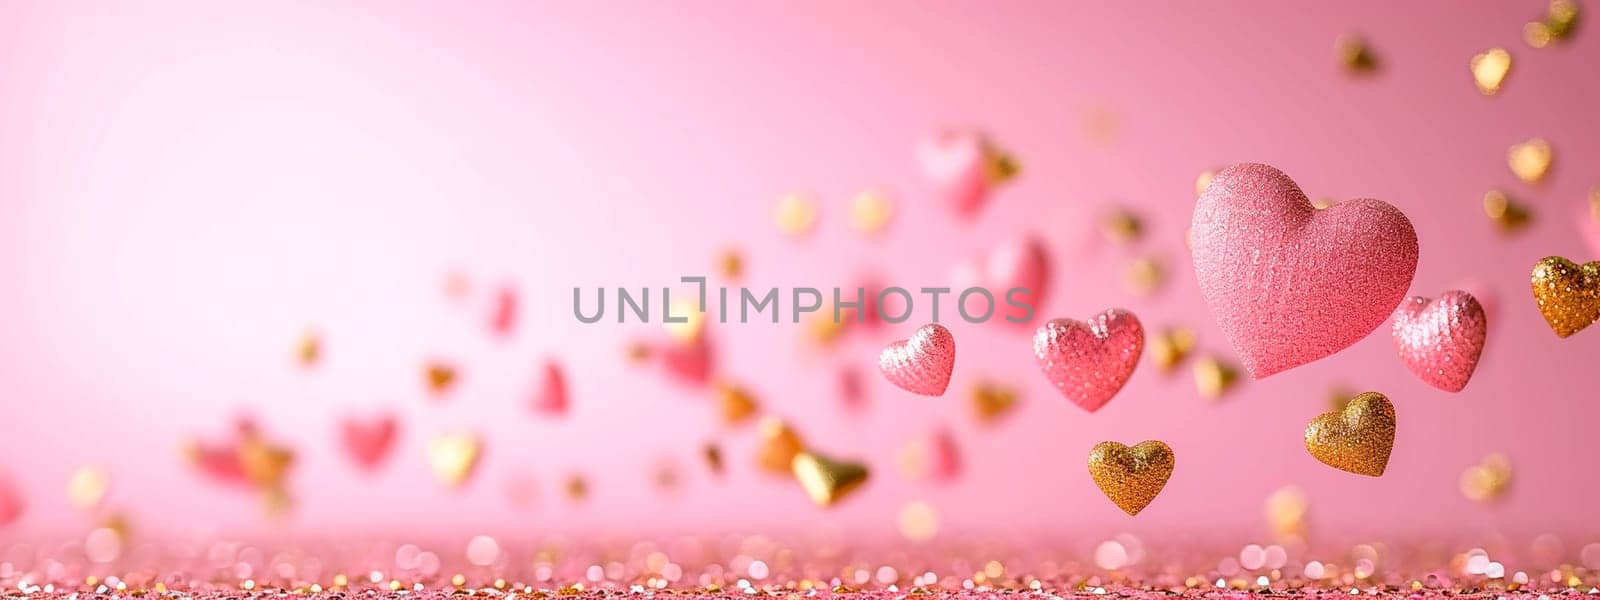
1148,326 -> 1197,375
1304,392 -> 1396,477
791,451 -> 868,508
755,417 -> 804,475
1531,256 -> 1600,337
1482,190 -> 1533,232
1459,453 -> 1512,503
1087,440 -> 1174,516
426,433 -> 481,488
1470,47 -> 1512,95
1507,138 -> 1553,184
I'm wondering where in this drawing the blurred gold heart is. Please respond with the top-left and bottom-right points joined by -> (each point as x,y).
1482,190 -> 1532,233
1507,138 -> 1552,184
1459,453 -> 1513,503
1304,392 -> 1396,477
425,362 -> 458,395
792,451 -> 868,507
1192,355 -> 1240,400
970,381 -> 1018,424
714,381 -> 759,426
755,417 -> 804,475
1470,47 -> 1512,95
426,433 -> 481,488
1148,327 -> 1197,374
1087,440 -> 1174,516
1531,256 -> 1600,337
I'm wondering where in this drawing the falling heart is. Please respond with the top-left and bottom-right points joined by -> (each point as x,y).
1087,440 -> 1175,516
952,234 -> 1050,325
1033,309 -> 1144,412
1531,256 -> 1600,338
917,130 -> 1014,217
532,360 -> 568,415
1304,392 -> 1397,477
1190,163 -> 1418,378
1391,291 -> 1487,392
340,414 -> 398,470
878,323 -> 956,396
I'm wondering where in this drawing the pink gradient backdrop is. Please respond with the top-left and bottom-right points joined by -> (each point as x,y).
0,1 -> 1597,544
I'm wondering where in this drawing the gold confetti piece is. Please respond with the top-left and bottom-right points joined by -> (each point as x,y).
970,380 -> 1018,424
755,417 -> 804,475
1195,168 -> 1219,198
1531,256 -> 1600,337
425,362 -> 458,395
296,330 -> 321,367
1191,355 -> 1240,400
563,475 -> 588,501
1507,138 -> 1553,184
624,341 -> 653,364
1304,392 -> 1396,477
703,442 -> 724,476
664,297 -> 705,342
1483,190 -> 1533,232
1326,383 -> 1357,411
239,437 -> 294,489
775,192 -> 819,237
792,451 -> 868,508
1264,485 -> 1310,540
1470,48 -> 1512,96
1311,198 -> 1335,210
1087,440 -> 1175,516
1335,34 -> 1379,74
849,189 -> 894,235
1526,0 -> 1580,48
897,500 -> 940,542
1100,208 -> 1143,245
714,381 -> 759,426
1123,256 -> 1165,297
718,248 -> 744,280
985,146 -> 1022,184
806,305 -> 850,347
426,433 -> 481,489
1459,452 -> 1513,503
67,465 -> 110,511
1148,327 -> 1197,375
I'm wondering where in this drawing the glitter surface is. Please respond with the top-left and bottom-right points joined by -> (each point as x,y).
1304,392 -> 1397,477
1530,256 -> 1600,338
1087,440 -> 1175,516
1190,163 -> 1419,379
1390,291 -> 1487,392
877,324 -> 956,396
1032,309 -> 1144,412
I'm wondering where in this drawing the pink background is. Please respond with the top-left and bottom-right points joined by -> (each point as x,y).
0,1 -> 1597,545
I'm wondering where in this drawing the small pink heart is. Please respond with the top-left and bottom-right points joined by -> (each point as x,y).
532,360 -> 568,415
878,323 -> 956,396
1033,309 -> 1144,412
1580,200 -> 1600,257
0,476 -> 24,526
658,334 -> 714,385
1391,291 -> 1487,392
917,130 -> 1003,217
341,414 -> 399,470
953,234 -> 1050,325
489,285 -> 518,336
1191,163 -> 1418,378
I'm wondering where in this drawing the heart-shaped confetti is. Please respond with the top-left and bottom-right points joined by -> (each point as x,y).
1391,291 -> 1487,392
1507,138 -> 1553,184
425,361 -> 458,396
970,380 -> 1019,424
952,236 -> 1050,325
1470,47 -> 1512,95
658,334 -> 714,385
792,451 -> 869,508
1191,355 -> 1241,401
340,414 -> 398,471
532,360 -> 568,416
1532,256 -> 1600,337
714,380 -> 758,425
878,324 -> 956,396
1032,309 -> 1144,412
1148,326 -> 1197,375
755,417 -> 804,475
1087,440 -> 1174,516
427,433 -> 482,489
917,130 -> 1017,218
1459,453 -> 1513,503
1304,392 -> 1396,477
1190,163 -> 1418,378
490,286 -> 518,336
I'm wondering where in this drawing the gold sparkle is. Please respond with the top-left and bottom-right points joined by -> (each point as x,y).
425,361 -> 458,395
896,501 -> 940,542
849,189 -> 894,235
970,380 -> 1019,424
792,451 -> 869,508
1087,440 -> 1175,516
1191,355 -> 1240,401
1264,485 -> 1310,540
755,417 -> 804,475
1483,190 -> 1533,232
719,248 -> 744,280
1531,256 -> 1600,337
1470,48 -> 1512,96
1100,208 -> 1143,245
296,330 -> 321,367
1459,453 -> 1513,503
702,442 -> 724,476
1123,256 -> 1165,297
1304,392 -> 1396,477
564,474 -> 588,501
425,433 -> 481,488
1507,138 -> 1553,184
1148,327 -> 1197,375
1526,0 -> 1580,48
1335,35 -> 1379,74
775,192 -> 819,238
714,381 -> 758,425
67,465 -> 110,511
1311,198 -> 1336,210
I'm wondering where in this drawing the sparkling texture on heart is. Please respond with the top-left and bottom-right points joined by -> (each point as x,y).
1033,309 -> 1144,412
878,324 -> 956,396
1087,440 -> 1175,516
1304,392 -> 1396,477
792,451 -> 869,508
1391,291 -> 1487,392
1531,256 -> 1600,338
1190,163 -> 1418,378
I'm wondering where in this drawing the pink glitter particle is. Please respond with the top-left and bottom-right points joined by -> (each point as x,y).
1391,291 -> 1487,392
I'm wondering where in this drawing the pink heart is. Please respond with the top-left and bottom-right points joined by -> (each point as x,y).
1580,200 -> 1600,257
917,130 -> 998,217
878,323 -> 956,396
341,414 -> 399,470
532,360 -> 568,415
0,476 -> 24,527
1190,163 -> 1418,378
953,234 -> 1050,326
1033,309 -> 1144,412
1391,290 -> 1487,392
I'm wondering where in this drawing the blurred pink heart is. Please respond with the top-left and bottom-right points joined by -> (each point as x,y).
1033,309 -> 1144,412
1391,291 -> 1487,392
917,130 -> 1007,217
489,285 -> 518,336
1580,199 -> 1600,257
1190,163 -> 1418,378
878,324 -> 956,396
532,360 -> 568,415
0,476 -> 24,526
953,235 -> 1050,326
341,414 -> 398,470
659,334 -> 714,385
907,428 -> 962,482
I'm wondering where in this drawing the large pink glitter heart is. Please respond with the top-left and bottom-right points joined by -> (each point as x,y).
952,234 -> 1050,326
878,324 -> 955,396
1391,291 -> 1486,392
1190,163 -> 1418,378
1033,309 -> 1144,412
